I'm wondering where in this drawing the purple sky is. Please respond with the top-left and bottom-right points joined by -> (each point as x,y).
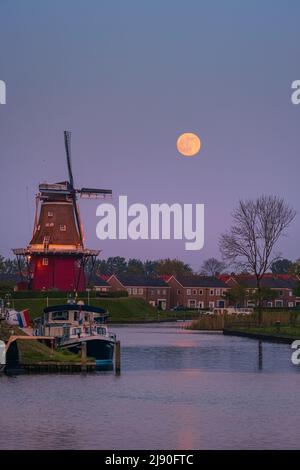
1,0 -> 300,270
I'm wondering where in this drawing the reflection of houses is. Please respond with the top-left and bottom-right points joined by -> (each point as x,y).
166,275 -> 228,309
106,274 -> 170,310
221,274 -> 300,308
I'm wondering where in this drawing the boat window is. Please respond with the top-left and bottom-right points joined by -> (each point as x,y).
73,311 -> 79,321
52,311 -> 69,321
97,327 -> 106,335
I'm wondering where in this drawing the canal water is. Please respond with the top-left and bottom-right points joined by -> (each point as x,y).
0,323 -> 299,449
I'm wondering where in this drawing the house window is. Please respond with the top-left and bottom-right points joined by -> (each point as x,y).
138,288 -> 143,294
192,289 -> 197,295
151,290 -> 155,295
187,289 -> 191,295
177,289 -> 181,295
289,291 -> 293,297
162,289 -> 166,295
279,291 -> 283,297
216,289 -> 220,296
222,289 -> 226,295
60,225 -> 67,231
101,287 -> 107,292
210,289 -> 214,296
127,288 -> 131,294
288,302 -> 294,307
42,258 -> 48,266
133,288 -> 137,295
49,222 -> 54,227
198,301 -> 204,309
47,211 -> 53,217
157,289 -> 160,295
209,301 -> 215,309
198,289 -> 203,295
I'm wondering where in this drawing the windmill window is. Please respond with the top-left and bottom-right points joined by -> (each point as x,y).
60,225 -> 67,231
42,258 -> 48,266
43,236 -> 50,244
47,211 -> 54,217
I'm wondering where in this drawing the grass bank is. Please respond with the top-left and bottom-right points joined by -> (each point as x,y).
0,321 -> 81,364
188,310 -> 300,331
223,325 -> 300,343
11,297 -> 179,323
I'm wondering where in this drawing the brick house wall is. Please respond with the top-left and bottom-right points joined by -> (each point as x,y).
107,275 -> 170,310
167,276 -> 228,309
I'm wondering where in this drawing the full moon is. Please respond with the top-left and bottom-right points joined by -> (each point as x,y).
177,132 -> 201,157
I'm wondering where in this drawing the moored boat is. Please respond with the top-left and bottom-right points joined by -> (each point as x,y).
34,302 -> 116,368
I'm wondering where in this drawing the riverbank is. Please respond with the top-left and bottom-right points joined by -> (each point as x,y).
10,297 -> 184,323
223,326 -> 300,344
0,321 -> 87,365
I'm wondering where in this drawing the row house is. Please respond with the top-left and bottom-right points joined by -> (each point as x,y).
92,276 -> 111,294
222,274 -> 300,308
107,274 -> 170,310
166,275 -> 229,309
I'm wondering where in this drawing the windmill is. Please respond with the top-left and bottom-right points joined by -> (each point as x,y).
13,131 -> 112,292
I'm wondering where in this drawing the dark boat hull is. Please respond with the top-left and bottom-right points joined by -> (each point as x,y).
61,337 -> 115,369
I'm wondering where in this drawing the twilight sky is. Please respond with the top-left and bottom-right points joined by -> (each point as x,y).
1,0 -> 300,270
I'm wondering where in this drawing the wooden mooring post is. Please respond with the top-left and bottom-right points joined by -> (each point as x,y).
115,340 -> 121,375
81,341 -> 87,372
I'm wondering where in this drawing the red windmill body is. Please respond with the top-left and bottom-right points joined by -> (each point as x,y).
13,131 -> 112,292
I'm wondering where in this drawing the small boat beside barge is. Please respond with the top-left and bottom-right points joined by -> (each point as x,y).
34,303 -> 116,369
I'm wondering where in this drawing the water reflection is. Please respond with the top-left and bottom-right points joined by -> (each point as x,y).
0,325 -> 299,450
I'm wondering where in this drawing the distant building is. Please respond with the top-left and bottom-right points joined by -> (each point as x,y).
107,274 -> 170,310
166,275 -> 229,309
91,276 -> 111,294
221,274 -> 300,308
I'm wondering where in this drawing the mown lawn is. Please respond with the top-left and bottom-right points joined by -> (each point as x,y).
12,297 -> 177,322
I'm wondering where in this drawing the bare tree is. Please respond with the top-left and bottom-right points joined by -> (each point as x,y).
200,257 -> 226,276
219,195 -> 296,323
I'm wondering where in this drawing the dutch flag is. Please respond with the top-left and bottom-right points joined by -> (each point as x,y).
17,309 -> 31,328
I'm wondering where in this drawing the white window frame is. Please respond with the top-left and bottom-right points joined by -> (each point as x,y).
215,289 -> 220,295
209,301 -> 215,309
60,225 -> 67,231
198,289 -> 203,295
210,289 -> 214,296
186,289 -> 191,295
138,288 -> 143,294
47,211 -> 53,217
42,258 -> 48,266
127,288 -> 131,294
188,299 -> 196,308
133,288 -> 138,295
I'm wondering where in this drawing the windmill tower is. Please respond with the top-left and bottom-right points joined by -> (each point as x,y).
13,131 -> 112,292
